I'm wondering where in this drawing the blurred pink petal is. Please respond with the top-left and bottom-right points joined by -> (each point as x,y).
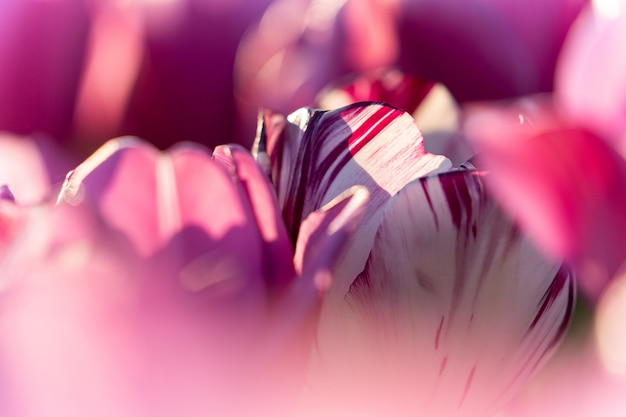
556,0 -> 626,154
465,98 -> 626,299
0,138 -> 368,416
0,133 -> 76,204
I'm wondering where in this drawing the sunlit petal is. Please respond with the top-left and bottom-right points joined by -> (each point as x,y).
256,102 -> 452,299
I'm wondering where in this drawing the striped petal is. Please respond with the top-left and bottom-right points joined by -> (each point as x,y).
309,171 -> 574,416
255,102 -> 452,299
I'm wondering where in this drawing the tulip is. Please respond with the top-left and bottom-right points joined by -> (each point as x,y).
255,102 -> 575,416
0,138 -> 368,417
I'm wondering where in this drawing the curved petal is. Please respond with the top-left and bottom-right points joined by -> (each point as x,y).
56,139 -> 273,306
309,171 -> 574,416
556,0 -> 626,153
212,144 -> 296,292
465,101 -> 626,299
256,102 -> 452,299
58,138 -> 163,256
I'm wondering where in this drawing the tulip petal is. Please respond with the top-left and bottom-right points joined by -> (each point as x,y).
465,102 -> 626,299
57,139 -> 270,302
256,102 -> 452,299
310,171 -> 574,416
212,144 -> 296,293
58,138 -> 163,256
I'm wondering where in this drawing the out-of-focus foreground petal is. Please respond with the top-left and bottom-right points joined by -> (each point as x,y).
465,99 -> 626,299
306,170 -> 574,416
255,102 -> 452,299
556,0 -> 626,154
0,138 -> 369,416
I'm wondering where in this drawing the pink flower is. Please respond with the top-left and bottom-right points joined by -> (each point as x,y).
0,138 -> 368,417
256,102 -> 575,416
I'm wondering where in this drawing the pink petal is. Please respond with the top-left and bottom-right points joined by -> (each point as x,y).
58,138 -> 163,256
57,139 -> 272,307
309,171 -> 574,416
556,0 -> 626,153
465,101 -> 626,299
211,144 -> 296,292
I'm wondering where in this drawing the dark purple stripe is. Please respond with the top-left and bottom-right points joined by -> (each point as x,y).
420,180 -> 439,231
458,365 -> 476,409
435,316 -> 444,350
